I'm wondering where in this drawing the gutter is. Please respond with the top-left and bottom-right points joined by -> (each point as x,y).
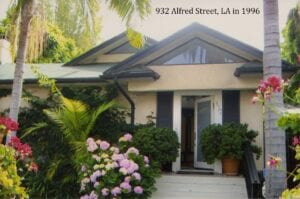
0,77 -> 107,84
114,79 -> 135,127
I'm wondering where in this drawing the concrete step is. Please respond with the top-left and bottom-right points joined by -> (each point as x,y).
151,174 -> 248,199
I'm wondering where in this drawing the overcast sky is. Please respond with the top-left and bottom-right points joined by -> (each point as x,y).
1,0 -> 299,50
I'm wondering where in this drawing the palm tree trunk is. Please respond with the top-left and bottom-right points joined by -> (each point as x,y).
6,0 -> 35,144
263,0 -> 287,197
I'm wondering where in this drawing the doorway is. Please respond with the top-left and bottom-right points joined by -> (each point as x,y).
181,96 -> 213,170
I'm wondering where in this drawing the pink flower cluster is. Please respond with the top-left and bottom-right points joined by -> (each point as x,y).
9,136 -> 32,159
8,136 -> 38,172
267,156 -> 281,169
87,138 -> 110,152
80,133 -> 149,198
293,136 -> 300,146
119,133 -> 133,142
0,117 -> 19,134
252,75 -> 284,104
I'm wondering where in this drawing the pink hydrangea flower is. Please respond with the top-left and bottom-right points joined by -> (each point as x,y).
110,146 -> 120,154
90,170 -> 102,183
124,176 -> 131,182
89,191 -> 98,199
99,141 -> 110,150
92,154 -> 101,162
101,188 -> 109,196
132,172 -> 141,181
127,162 -> 139,174
134,186 -> 143,194
119,167 -> 128,175
95,139 -> 102,145
120,181 -> 132,192
87,138 -> 98,152
144,156 -> 149,164
112,154 -> 125,162
111,187 -> 121,196
94,182 -> 99,188
126,147 -> 139,155
80,195 -> 89,199
119,133 -> 133,142
120,159 -> 130,168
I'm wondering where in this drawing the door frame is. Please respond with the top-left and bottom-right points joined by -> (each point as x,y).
172,90 -> 223,173
194,97 -> 214,169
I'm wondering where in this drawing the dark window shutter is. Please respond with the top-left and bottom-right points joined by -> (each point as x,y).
222,90 -> 240,123
156,92 -> 173,128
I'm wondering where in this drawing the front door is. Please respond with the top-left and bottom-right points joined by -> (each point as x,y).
194,97 -> 214,169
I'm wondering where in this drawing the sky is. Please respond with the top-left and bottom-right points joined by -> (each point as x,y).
0,0 -> 299,50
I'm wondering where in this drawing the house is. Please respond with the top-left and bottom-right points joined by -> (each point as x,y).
0,23 -> 297,174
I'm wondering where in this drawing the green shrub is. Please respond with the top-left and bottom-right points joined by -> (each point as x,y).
16,85 -> 129,198
200,123 -> 261,164
0,144 -> 28,199
132,126 -> 180,167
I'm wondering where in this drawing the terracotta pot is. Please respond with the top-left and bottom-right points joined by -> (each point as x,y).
222,156 -> 240,176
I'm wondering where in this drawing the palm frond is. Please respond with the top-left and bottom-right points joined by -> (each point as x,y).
46,158 -> 62,181
21,122 -> 48,139
84,100 -> 116,138
127,27 -> 144,48
107,0 -> 151,48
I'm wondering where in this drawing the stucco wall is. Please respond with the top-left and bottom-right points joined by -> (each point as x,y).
0,86 -> 49,112
128,64 -> 262,92
116,91 -> 157,124
240,90 -> 264,170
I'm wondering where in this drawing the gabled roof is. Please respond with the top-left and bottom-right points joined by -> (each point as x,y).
102,22 -> 264,78
102,23 -> 298,79
64,32 -> 157,66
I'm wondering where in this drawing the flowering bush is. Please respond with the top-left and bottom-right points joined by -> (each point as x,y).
0,144 -> 28,199
79,133 -> 159,199
8,136 -> 38,173
252,75 -> 300,198
0,117 -> 19,143
0,117 -> 37,198
252,75 -> 284,104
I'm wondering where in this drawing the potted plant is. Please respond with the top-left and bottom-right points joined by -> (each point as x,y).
200,123 -> 261,175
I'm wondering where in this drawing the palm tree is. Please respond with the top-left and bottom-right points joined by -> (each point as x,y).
7,0 -> 36,143
6,0 -> 151,144
263,0 -> 287,197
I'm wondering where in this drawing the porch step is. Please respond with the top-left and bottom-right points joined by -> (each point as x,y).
151,174 -> 248,199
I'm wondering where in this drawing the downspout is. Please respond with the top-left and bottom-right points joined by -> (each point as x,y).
114,79 -> 135,127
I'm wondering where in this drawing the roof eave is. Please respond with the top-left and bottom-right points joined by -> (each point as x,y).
234,66 -> 299,77
100,71 -> 160,80
0,77 -> 107,85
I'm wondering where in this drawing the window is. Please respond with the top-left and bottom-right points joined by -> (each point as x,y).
149,39 -> 247,65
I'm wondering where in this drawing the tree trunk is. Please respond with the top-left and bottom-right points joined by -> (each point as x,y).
263,0 -> 287,197
6,0 -> 35,144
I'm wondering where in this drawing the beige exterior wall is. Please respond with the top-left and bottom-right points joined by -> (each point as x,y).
116,91 -> 157,124
240,90 -> 264,170
128,64 -> 262,92
0,86 -> 49,112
